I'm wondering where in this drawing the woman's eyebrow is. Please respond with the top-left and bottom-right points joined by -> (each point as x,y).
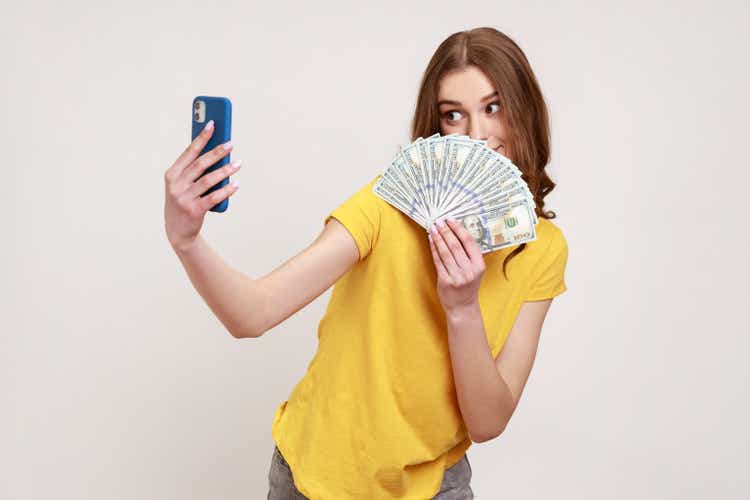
438,91 -> 498,107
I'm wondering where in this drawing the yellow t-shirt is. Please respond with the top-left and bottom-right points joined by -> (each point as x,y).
271,174 -> 568,499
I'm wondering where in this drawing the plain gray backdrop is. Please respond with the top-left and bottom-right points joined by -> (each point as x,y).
3,0 -> 748,498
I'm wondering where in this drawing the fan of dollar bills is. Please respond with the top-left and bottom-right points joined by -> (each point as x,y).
373,133 -> 538,254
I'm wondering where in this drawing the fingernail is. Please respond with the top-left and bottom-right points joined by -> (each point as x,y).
230,160 -> 242,170
204,120 -> 214,131
222,141 -> 233,151
231,179 -> 240,188
436,218 -> 445,228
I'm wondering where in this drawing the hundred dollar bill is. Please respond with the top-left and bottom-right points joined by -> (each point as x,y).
417,133 -> 441,214
437,149 -> 513,216
441,198 -> 538,254
374,148 -> 425,220
455,147 -> 516,196
446,184 -> 535,224
442,165 -> 537,223
379,169 -> 421,215
436,175 -> 524,220
437,136 -> 485,216
450,149 -> 538,219
389,152 -> 429,217
378,151 -> 419,206
426,134 -> 448,215
373,173 -> 427,227
398,138 -> 432,218
431,133 -> 460,212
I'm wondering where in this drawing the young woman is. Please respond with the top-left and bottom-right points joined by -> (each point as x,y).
164,26 -> 568,500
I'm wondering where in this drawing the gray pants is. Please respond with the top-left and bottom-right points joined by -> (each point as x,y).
267,445 -> 474,499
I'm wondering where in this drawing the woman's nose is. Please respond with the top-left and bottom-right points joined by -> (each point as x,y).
467,115 -> 487,141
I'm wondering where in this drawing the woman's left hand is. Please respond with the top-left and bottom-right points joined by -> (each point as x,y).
428,217 -> 486,314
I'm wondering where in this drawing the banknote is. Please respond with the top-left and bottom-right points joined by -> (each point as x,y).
373,134 -> 539,253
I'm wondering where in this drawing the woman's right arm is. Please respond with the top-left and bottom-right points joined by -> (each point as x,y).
165,120 -> 359,339
173,219 -> 358,338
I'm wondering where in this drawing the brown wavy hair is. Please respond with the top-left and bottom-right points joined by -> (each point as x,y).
410,27 -> 558,279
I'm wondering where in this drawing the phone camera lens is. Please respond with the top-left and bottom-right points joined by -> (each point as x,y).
194,102 -> 200,110
194,112 -> 199,120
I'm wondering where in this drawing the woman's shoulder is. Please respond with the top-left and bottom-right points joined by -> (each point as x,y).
525,217 -> 568,259
362,173 -> 404,215
535,217 -> 566,240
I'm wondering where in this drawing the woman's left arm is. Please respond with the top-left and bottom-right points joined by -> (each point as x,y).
429,218 -> 554,443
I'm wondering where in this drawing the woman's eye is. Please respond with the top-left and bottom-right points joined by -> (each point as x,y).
486,102 -> 501,114
444,110 -> 462,122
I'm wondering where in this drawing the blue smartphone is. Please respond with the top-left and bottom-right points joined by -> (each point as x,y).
191,96 -> 232,213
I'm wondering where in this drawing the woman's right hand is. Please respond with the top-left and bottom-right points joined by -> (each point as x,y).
163,120 -> 241,252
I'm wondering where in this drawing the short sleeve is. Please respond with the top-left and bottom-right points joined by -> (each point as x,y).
324,175 -> 382,262
525,227 -> 569,301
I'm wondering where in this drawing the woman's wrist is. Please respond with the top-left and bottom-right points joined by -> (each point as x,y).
445,300 -> 482,325
171,235 -> 201,256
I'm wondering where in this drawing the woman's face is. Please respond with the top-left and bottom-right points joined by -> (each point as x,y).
437,65 -> 512,160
